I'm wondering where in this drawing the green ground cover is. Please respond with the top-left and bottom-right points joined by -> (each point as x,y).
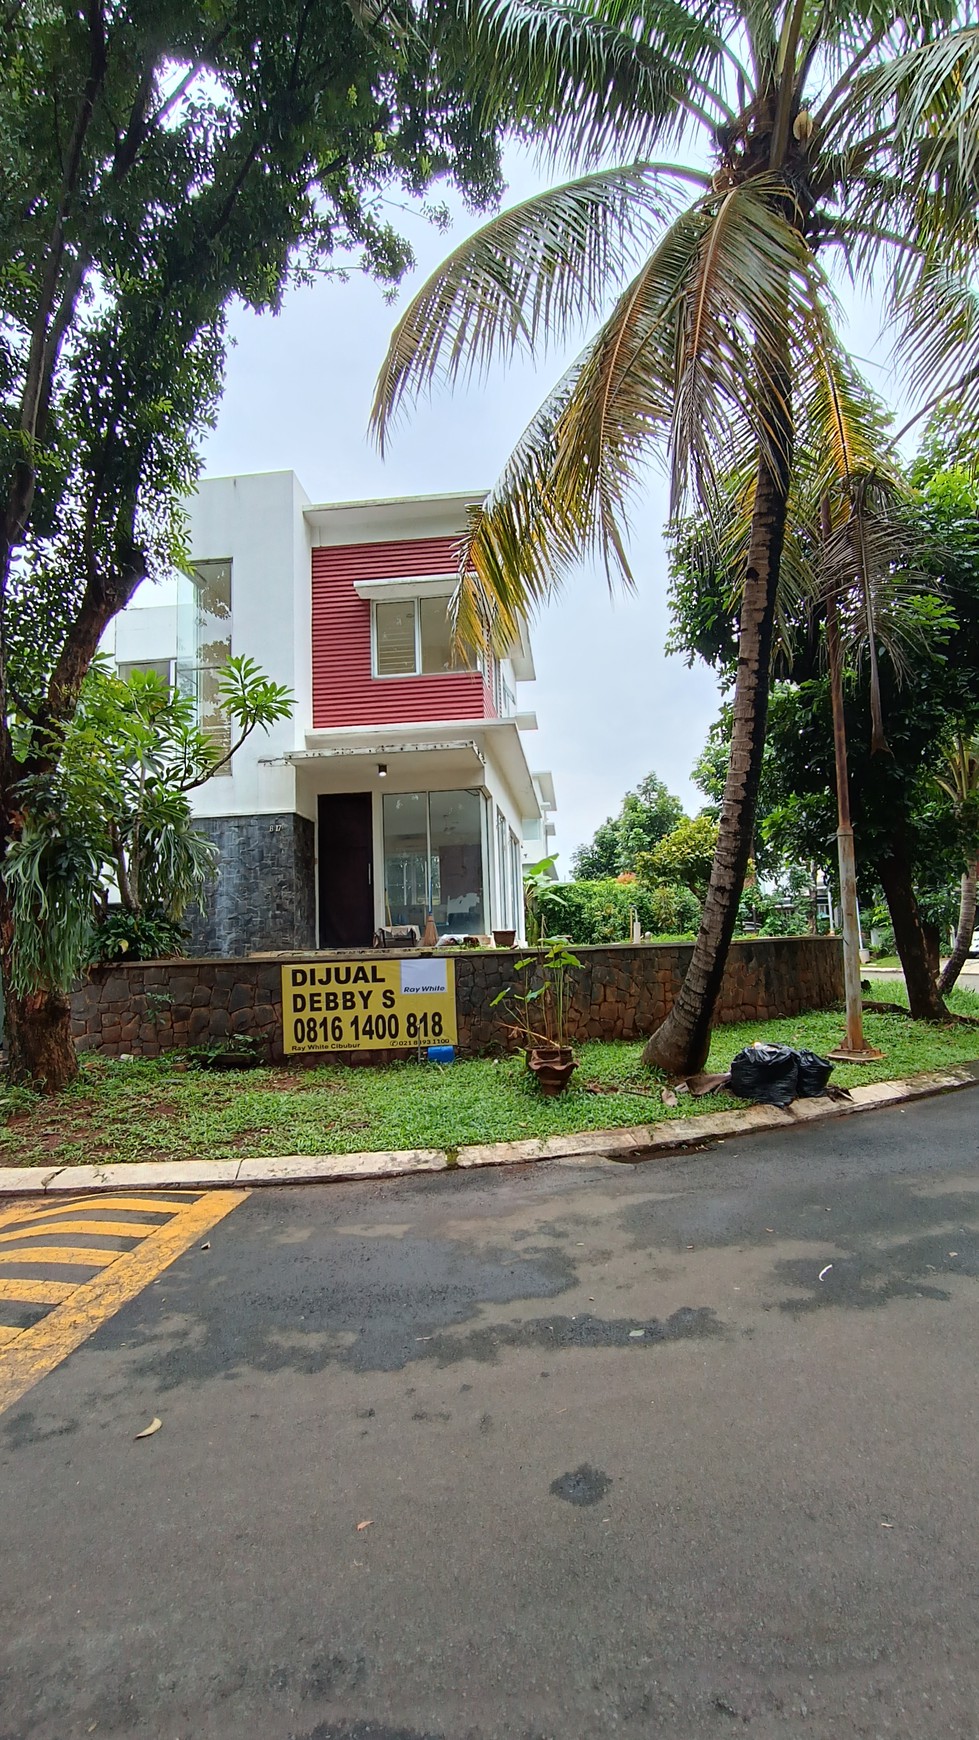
2,986 -> 977,1168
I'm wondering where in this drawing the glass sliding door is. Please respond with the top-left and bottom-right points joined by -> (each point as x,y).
430,790 -> 484,936
381,792 -> 429,931
382,790 -> 485,938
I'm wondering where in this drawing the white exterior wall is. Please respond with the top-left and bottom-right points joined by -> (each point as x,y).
185,471 -> 311,820
110,604 -> 177,666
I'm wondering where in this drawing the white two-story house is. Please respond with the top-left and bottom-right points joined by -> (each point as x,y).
104,471 -> 556,956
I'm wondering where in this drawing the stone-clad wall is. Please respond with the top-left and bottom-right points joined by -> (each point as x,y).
71,937 -> 843,1061
454,936 -> 842,1046
184,813 -> 316,957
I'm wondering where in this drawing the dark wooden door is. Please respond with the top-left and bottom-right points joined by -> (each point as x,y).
318,793 -> 374,948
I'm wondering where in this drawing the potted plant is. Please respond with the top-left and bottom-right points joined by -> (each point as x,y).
491,934 -> 581,1095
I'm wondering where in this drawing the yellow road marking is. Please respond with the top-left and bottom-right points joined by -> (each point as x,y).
0,1220 -> 164,1244
0,1324 -> 23,1347
0,1279 -> 76,1304
0,1194 -> 195,1231
0,1247 -> 120,1270
0,1191 -> 249,1416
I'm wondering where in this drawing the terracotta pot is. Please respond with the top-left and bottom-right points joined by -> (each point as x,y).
528,1045 -> 577,1096
493,929 -> 517,948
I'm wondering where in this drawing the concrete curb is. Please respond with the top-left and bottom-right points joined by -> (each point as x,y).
1,1063 -> 977,1199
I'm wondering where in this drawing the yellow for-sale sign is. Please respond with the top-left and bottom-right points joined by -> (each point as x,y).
281,956 -> 457,1054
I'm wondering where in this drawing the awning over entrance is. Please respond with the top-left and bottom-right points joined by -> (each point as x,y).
260,718 -> 541,818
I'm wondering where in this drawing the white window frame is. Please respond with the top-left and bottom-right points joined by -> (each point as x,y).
372,597 -> 419,678
116,657 -> 176,688
370,588 -> 464,680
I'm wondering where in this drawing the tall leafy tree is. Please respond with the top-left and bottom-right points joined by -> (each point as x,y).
571,818 -> 622,881
372,0 -> 978,1073
572,770 -> 683,878
1,0 -> 504,1088
671,458 -> 979,1017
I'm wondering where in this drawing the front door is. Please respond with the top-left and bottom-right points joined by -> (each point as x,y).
318,793 -> 374,948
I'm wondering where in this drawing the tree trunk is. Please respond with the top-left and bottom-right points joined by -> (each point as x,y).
938,860 -> 978,997
642,447 -> 789,1076
0,900 -> 79,1094
876,830 -> 950,1022
4,988 -> 77,1092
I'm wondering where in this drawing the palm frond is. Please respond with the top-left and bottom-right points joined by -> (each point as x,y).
448,181 -> 838,651
371,162 -> 700,450
936,734 -> 979,806
792,314 -> 898,504
451,353 -> 604,654
871,24 -> 979,190
456,0 -> 736,164
889,267 -> 979,444
665,180 -> 832,508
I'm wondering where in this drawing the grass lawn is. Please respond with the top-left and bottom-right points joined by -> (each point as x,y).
2,985 -> 978,1169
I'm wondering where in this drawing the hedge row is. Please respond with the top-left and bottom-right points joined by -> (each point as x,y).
536,879 -> 701,946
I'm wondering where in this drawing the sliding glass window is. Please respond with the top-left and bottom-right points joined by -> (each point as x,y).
382,790 -> 484,937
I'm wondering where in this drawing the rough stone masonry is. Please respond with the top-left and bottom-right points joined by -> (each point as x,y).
71,936 -> 843,1063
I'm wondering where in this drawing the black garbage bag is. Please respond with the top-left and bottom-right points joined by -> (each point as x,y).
729,1043 -> 799,1107
795,1048 -> 834,1097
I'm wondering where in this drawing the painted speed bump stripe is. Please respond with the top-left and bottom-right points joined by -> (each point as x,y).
0,1247 -> 121,1269
0,1279 -> 76,1305
0,1220 -> 165,1244
0,1194 -> 194,1230
0,1190 -> 249,1416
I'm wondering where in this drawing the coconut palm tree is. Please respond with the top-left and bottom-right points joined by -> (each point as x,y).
373,0 -> 979,1075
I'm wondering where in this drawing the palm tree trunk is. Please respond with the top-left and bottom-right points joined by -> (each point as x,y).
642,444 -> 789,1076
938,860 -> 978,997
876,825 -> 950,1022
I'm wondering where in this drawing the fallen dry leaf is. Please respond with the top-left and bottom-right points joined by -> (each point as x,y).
356,1519 -> 373,1531
661,1087 -> 678,1107
134,1417 -> 162,1440
686,1072 -> 731,1098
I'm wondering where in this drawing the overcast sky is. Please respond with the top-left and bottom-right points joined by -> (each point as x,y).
196,145 -> 906,866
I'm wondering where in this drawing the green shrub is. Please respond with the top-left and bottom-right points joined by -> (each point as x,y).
90,909 -> 187,964
536,879 -> 699,945
644,882 -> 702,935
736,887 -> 810,936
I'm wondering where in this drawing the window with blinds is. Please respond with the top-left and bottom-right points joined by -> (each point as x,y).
374,600 -> 417,674
373,595 -> 462,676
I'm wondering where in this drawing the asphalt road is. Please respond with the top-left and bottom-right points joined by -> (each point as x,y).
2,1091 -> 979,1740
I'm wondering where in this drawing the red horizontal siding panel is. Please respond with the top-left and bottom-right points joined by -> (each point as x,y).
311,537 -> 493,728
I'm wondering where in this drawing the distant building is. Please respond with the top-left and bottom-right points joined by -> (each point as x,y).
105,472 -> 555,954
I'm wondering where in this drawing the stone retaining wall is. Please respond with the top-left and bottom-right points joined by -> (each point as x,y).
71,936 -> 843,1061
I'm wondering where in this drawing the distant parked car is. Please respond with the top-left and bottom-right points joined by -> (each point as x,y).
969,929 -> 979,960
